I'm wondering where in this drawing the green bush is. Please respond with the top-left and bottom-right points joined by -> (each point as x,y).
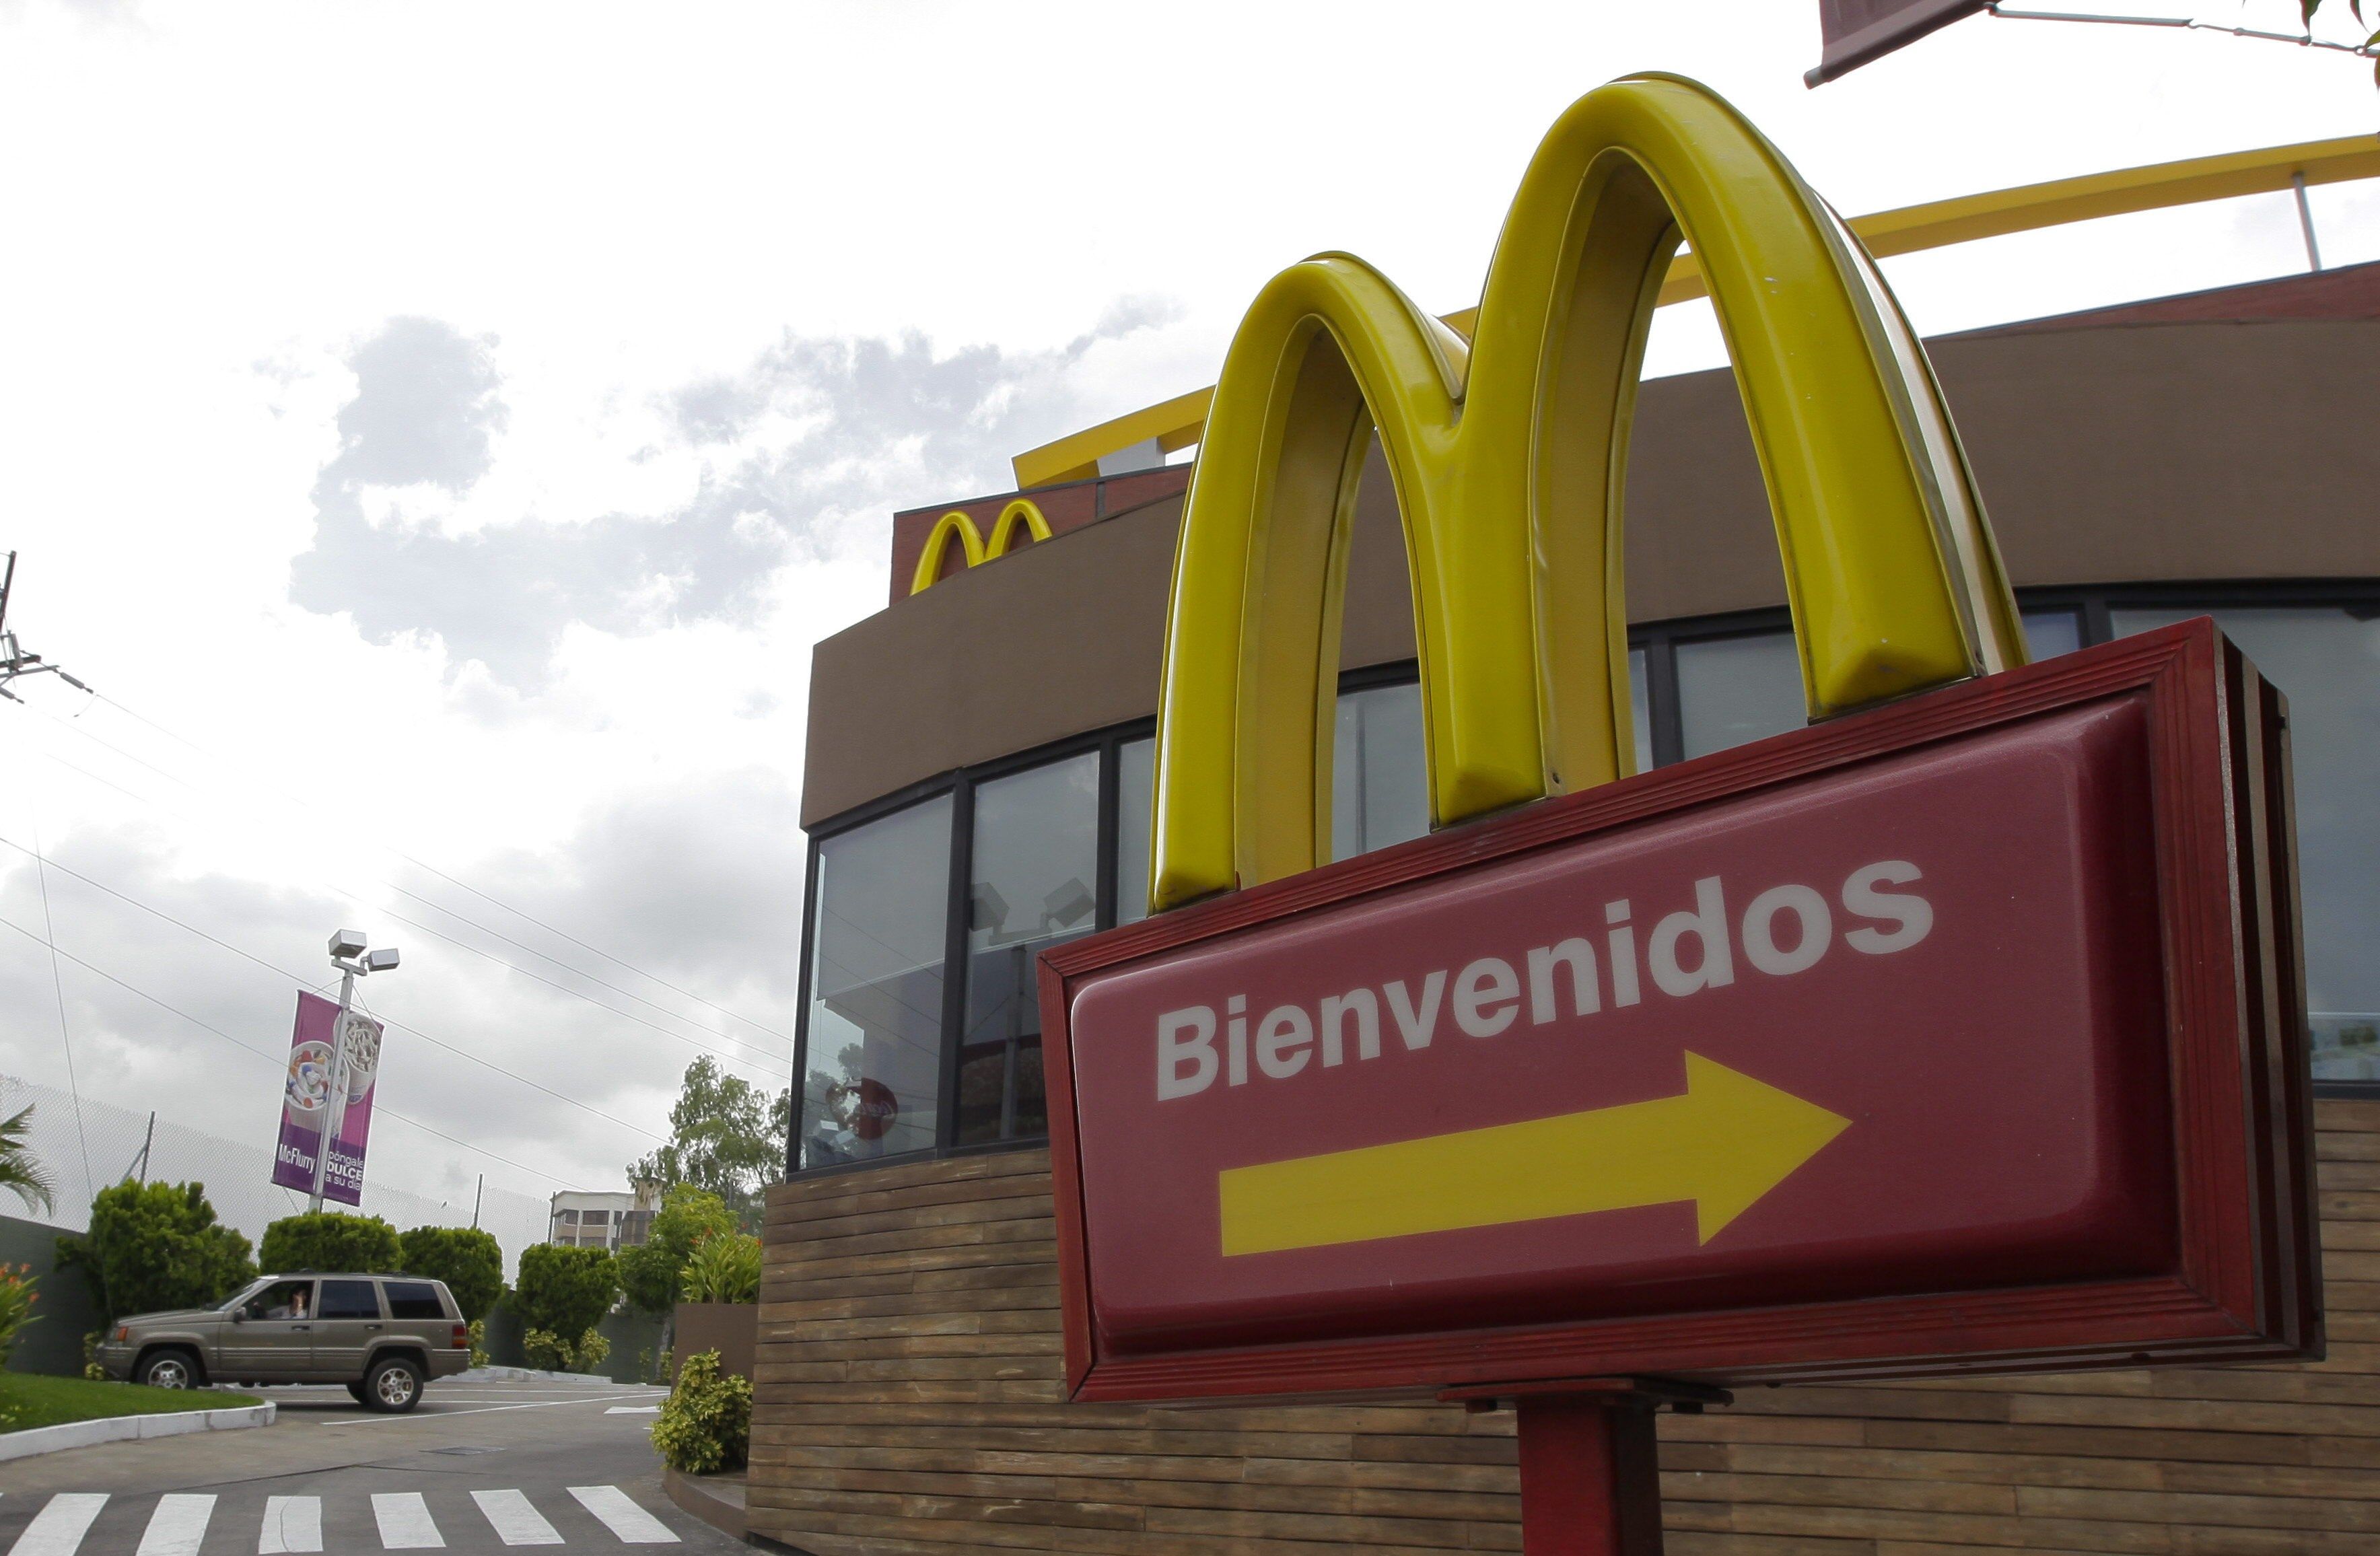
513,1243 -> 617,1339
397,1226 -> 503,1321
57,1180 -> 255,1323
259,1211 -> 403,1275
679,1231 -> 761,1304
0,1263 -> 38,1366
616,1186 -> 734,1316
650,1349 -> 751,1473
466,1317 -> 490,1370
522,1325 -> 610,1374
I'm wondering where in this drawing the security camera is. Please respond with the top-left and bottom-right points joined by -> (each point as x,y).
364,946 -> 400,973
329,929 -> 369,959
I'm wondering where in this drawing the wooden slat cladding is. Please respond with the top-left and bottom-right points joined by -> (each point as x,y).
753,1099 -> 2379,1555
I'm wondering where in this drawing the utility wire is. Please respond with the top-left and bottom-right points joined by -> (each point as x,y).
0,835 -> 670,1145
20,736 -> 788,1079
1985,3 -> 2380,57
28,821 -> 95,1201
85,688 -> 789,1038
0,913 -> 590,1189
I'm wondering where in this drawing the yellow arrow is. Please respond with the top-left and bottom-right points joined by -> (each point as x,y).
1218,1053 -> 1850,1257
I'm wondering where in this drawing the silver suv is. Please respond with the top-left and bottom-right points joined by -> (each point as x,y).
95,1273 -> 472,1412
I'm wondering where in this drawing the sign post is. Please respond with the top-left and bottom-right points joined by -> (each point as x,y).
308,961 -> 359,1213
1037,75 -> 2318,1554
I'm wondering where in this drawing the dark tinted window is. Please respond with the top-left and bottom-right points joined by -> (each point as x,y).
382,1281 -> 446,1320
317,1279 -> 381,1320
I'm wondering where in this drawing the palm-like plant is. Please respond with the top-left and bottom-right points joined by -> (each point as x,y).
0,1104 -> 57,1217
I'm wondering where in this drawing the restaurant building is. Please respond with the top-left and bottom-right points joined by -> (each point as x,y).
751,241 -> 2380,1553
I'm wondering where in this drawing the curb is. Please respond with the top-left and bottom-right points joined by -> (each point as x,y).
0,1401 -> 277,1464
453,1367 -> 624,1385
661,1465 -> 746,1543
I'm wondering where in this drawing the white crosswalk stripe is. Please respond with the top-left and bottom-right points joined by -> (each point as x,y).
5,1485 -> 680,1551
470,1490 -> 563,1546
370,1492 -> 446,1549
7,1495 -> 107,1556
258,1495 -> 323,1554
567,1486 -> 679,1544
135,1495 -> 214,1556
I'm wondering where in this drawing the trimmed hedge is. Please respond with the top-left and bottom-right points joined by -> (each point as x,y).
398,1226 -> 503,1322
513,1244 -> 617,1340
259,1211 -> 403,1275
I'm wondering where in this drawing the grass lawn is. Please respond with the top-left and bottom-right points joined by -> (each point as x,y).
1,1372 -> 260,1432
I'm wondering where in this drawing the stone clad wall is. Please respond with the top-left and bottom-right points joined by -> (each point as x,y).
751,1097 -> 2380,1554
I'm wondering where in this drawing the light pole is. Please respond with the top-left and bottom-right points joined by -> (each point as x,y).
312,929 -> 398,1213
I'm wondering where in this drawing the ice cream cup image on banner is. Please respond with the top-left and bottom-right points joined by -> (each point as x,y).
285,1039 -> 335,1127
340,1010 -> 382,1100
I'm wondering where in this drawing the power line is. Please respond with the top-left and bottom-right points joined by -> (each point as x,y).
28,822 -> 94,1201
0,912 -> 590,1190
84,688 -> 789,1039
16,735 -> 789,1080
35,706 -> 788,1071
0,834 -> 670,1146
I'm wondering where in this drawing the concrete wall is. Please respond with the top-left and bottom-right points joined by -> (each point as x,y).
481,1293 -> 667,1384
0,1212 -> 102,1378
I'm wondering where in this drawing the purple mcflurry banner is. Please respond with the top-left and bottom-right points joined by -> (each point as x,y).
271,991 -> 382,1205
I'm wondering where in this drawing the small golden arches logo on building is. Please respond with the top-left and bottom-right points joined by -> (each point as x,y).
908,499 -> 1054,596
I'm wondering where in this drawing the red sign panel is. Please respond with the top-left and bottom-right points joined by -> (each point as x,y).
1039,622 -> 2319,1403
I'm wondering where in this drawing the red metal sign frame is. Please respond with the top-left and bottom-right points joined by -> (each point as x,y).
1038,620 -> 2320,1404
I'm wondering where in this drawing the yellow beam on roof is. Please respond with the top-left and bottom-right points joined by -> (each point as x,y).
1012,133 -> 2380,489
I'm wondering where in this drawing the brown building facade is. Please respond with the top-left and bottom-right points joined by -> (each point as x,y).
756,265 -> 2380,1554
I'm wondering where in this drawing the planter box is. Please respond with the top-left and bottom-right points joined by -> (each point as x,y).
672,1302 -> 756,1381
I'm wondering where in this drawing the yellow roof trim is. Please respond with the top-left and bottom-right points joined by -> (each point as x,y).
1013,133 -> 2380,490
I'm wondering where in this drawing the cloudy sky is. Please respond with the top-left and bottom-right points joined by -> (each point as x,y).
0,0 -> 2373,1221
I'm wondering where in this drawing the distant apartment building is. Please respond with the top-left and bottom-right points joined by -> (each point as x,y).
546,1187 -> 656,1250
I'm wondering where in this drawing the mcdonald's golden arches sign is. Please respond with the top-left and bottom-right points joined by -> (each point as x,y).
1033,75 -> 2315,1410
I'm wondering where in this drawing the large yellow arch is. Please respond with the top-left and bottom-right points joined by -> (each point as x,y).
1150,73 -> 2026,913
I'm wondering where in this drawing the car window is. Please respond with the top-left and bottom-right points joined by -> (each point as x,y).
317,1279 -> 382,1320
382,1281 -> 447,1320
242,1279 -> 315,1320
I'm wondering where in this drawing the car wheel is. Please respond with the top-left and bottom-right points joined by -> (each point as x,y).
345,1381 -> 369,1405
136,1349 -> 200,1390
363,1355 -> 424,1413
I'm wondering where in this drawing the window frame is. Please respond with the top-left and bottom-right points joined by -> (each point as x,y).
788,578 -> 2380,1178
792,723 -> 1148,1180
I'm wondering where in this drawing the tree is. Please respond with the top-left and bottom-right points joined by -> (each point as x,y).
0,1104 -> 55,1217
629,1057 -> 792,1222
398,1226 -> 504,1322
617,1185 -> 736,1318
260,1211 -> 404,1275
57,1180 -> 256,1323
513,1243 -> 618,1339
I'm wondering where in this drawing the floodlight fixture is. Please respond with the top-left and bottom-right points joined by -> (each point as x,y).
364,946 -> 400,973
328,929 -> 369,959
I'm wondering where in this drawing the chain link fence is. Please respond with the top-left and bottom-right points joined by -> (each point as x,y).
0,1073 -> 551,1278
